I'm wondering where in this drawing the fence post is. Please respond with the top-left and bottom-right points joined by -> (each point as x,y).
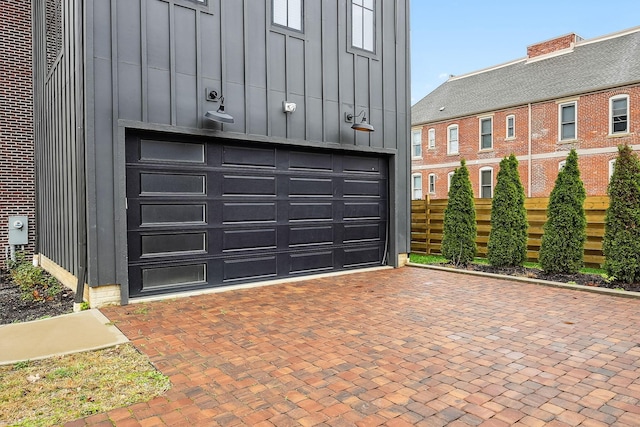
425,195 -> 431,255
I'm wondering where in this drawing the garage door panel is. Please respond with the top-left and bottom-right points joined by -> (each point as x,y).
223,202 -> 276,223
140,173 -> 205,194
141,232 -> 207,256
289,226 -> 334,247
289,151 -> 333,171
344,179 -> 383,197
222,145 -> 276,168
289,251 -> 334,274
222,228 -> 277,252
343,247 -> 383,267
223,256 -> 277,282
343,156 -> 381,174
344,202 -> 383,220
344,223 -> 383,243
140,139 -> 205,163
289,202 -> 333,222
140,204 -> 206,225
222,175 -> 276,196
289,177 -> 333,197
141,263 -> 207,289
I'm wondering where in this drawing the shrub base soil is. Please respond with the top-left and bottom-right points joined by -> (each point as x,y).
0,269 -> 75,325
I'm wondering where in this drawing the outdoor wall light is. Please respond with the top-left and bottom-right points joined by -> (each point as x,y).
204,95 -> 234,124
345,110 -> 375,132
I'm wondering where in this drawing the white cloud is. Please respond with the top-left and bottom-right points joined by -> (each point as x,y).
438,73 -> 449,80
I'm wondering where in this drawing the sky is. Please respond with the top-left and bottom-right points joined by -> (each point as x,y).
410,1 -> 640,105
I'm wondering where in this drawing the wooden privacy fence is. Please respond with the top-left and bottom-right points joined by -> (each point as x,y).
411,196 -> 609,267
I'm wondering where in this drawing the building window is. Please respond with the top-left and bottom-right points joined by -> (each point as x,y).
411,129 -> 422,158
559,102 -> 577,141
506,115 -> 515,139
352,0 -> 375,52
428,128 -> 436,149
447,171 -> 455,192
412,174 -> 422,200
558,160 -> 566,171
428,174 -> 436,194
609,159 -> 616,180
447,125 -> 459,155
480,167 -> 493,198
610,95 -> 629,134
273,0 -> 303,31
480,117 -> 493,150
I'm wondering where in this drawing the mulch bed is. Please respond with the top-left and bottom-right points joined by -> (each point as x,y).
0,269 -> 75,325
446,263 -> 640,293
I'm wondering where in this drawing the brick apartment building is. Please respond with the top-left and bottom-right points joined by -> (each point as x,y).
411,26 -> 640,200
0,1 -> 36,256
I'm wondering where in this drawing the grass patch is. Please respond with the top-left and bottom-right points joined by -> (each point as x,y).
0,344 -> 170,426
410,253 -> 606,275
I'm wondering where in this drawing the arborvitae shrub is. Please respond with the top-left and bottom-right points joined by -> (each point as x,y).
603,145 -> 640,283
539,149 -> 586,274
487,154 -> 528,267
442,159 -> 477,266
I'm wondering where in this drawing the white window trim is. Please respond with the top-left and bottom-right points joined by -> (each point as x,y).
558,101 -> 577,141
447,171 -> 455,192
609,94 -> 629,135
479,117 -> 493,150
351,0 -> 376,53
558,160 -> 566,171
411,173 -> 423,200
428,128 -> 436,149
447,124 -> 459,155
609,159 -> 616,180
428,173 -> 436,194
479,167 -> 493,198
272,0 -> 303,32
411,129 -> 422,159
506,115 -> 515,140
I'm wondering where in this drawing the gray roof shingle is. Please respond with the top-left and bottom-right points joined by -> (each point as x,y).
411,27 -> 640,125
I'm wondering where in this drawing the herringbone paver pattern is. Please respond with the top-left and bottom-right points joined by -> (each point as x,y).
70,267 -> 640,426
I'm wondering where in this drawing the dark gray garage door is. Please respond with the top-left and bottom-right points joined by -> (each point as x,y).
126,134 -> 388,297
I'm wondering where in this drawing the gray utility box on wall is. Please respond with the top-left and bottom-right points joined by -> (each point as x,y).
8,216 -> 28,245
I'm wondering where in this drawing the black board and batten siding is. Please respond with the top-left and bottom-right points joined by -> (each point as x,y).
33,0 -> 410,301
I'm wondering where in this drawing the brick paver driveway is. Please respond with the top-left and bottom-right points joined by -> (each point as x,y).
74,267 -> 640,426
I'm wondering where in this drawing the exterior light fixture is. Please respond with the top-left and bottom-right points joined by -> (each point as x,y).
204,96 -> 234,124
345,110 -> 375,132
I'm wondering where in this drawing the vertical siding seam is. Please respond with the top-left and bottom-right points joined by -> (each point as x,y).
220,0 -> 227,128
337,0 -> 343,144
320,1 -> 326,142
243,0 -> 249,133
141,0 -> 148,122
169,3 -> 177,125
265,3 -> 271,136
195,10 -> 202,129
285,35 -> 290,138
111,0 -> 120,273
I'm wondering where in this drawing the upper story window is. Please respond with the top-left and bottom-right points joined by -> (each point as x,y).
610,95 -> 629,134
411,129 -> 422,158
428,128 -> 436,149
273,0 -> 303,31
412,174 -> 423,200
506,115 -> 515,139
480,167 -> 493,198
447,171 -> 455,192
559,101 -> 577,141
609,158 -> 616,181
447,125 -> 459,155
428,174 -> 436,194
480,117 -> 493,150
352,0 -> 375,52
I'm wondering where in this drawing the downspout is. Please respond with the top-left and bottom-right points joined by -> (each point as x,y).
528,103 -> 532,197
74,0 -> 87,304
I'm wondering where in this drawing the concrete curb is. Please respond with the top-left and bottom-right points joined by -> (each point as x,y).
407,262 -> 640,300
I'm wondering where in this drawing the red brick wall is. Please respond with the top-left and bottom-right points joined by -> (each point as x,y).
412,85 -> 640,200
0,1 -> 36,256
527,33 -> 578,58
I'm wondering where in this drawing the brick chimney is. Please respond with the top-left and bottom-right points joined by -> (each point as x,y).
527,33 -> 582,58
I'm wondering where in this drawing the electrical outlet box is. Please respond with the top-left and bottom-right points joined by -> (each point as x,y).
8,216 -> 28,245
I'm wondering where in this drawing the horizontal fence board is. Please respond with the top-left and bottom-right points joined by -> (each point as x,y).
411,196 -> 609,268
